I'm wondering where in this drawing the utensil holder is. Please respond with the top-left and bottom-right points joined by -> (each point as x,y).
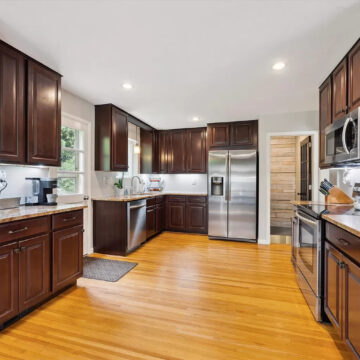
325,186 -> 354,204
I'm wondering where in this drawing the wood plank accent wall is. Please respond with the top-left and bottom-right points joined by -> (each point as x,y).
270,136 -> 296,228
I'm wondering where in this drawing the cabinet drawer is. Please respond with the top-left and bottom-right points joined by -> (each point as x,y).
146,197 -> 157,207
0,216 -> 50,245
156,195 -> 165,204
167,195 -> 186,203
326,222 -> 360,264
52,210 -> 83,231
187,196 -> 207,204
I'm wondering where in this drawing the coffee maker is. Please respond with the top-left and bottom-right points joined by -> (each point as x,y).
25,178 -> 58,205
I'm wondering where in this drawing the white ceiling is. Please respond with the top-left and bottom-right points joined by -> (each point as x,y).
0,0 -> 359,129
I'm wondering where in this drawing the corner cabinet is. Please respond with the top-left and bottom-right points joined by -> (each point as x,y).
27,60 -> 62,166
95,104 -> 128,172
0,42 -> 25,164
140,129 -> 158,174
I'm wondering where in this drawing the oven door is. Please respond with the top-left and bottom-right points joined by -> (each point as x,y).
294,210 -> 321,296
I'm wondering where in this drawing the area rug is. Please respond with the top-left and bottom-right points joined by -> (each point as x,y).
83,257 -> 137,282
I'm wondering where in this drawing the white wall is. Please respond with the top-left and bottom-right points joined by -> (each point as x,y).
259,110 -> 319,244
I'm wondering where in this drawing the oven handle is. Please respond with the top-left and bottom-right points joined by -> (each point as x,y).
295,211 -> 317,227
342,117 -> 354,155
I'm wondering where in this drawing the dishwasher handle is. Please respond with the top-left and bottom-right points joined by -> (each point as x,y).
130,204 -> 146,210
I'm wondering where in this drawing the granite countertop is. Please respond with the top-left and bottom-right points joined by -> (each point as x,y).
322,214 -> 360,238
0,203 -> 88,224
92,192 -> 208,202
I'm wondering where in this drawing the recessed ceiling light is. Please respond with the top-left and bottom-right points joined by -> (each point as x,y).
122,83 -> 133,90
272,61 -> 286,71
192,116 -> 200,122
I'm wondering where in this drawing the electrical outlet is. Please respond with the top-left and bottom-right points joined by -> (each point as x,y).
0,170 -> 6,181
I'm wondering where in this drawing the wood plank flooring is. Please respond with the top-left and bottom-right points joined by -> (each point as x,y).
0,232 -> 353,360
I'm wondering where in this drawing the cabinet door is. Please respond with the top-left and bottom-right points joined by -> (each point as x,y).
168,130 -> 186,173
348,40 -> 360,112
230,121 -> 257,148
207,123 -> 230,148
319,78 -> 332,166
186,204 -> 207,234
53,225 -> 83,293
166,202 -> 186,231
158,131 -> 168,173
111,107 -> 128,171
146,207 -> 156,239
0,43 -> 25,164
0,242 -> 19,325
332,58 -> 348,122
325,241 -> 342,336
186,128 -> 206,173
343,257 -> 360,358
19,234 -> 50,312
140,129 -> 154,174
27,60 -> 61,166
156,204 -> 165,233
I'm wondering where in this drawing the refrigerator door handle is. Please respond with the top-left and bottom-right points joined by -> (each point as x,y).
228,154 -> 231,202
225,154 -> 229,201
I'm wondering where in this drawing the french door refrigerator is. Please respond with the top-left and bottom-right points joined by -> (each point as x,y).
208,150 -> 257,242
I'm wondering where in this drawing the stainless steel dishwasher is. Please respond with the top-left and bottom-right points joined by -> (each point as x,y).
127,199 -> 147,252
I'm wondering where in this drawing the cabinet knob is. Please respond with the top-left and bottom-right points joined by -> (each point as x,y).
13,248 -> 20,254
20,246 -> 26,252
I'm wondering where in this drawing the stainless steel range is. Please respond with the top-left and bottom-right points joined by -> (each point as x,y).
292,204 -> 325,321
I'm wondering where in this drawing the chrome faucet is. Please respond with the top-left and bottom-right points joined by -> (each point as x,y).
131,176 -> 143,195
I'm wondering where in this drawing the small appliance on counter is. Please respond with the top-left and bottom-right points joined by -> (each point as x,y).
25,178 -> 58,206
353,183 -> 360,210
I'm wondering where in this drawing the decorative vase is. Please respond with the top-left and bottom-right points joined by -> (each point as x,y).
115,187 -> 124,197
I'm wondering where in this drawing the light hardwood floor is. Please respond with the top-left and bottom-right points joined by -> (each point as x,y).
0,232 -> 353,360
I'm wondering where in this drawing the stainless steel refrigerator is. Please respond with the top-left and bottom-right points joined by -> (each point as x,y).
208,150 -> 257,242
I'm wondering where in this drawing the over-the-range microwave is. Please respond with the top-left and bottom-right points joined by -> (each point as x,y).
325,107 -> 360,166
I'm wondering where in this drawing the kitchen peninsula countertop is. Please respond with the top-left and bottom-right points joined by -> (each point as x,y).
92,192 -> 208,202
0,203 -> 88,224
322,214 -> 360,238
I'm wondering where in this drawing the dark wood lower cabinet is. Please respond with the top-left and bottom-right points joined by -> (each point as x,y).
343,256 -> 360,358
324,241 -> 342,336
186,203 -> 207,234
166,201 -> 186,232
156,204 -> 165,233
19,234 -> 50,312
52,225 -> 83,293
146,206 -> 156,239
0,242 -> 19,324
0,209 -> 84,328
325,222 -> 360,359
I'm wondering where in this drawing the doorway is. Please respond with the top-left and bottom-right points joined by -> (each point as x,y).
270,135 -> 313,244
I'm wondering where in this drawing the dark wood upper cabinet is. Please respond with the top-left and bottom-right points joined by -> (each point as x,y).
343,256 -> 360,358
186,128 -> 206,173
95,104 -> 128,172
27,60 -> 61,166
140,129 -> 158,174
19,234 -> 50,312
0,241 -> 19,325
207,123 -> 230,148
324,241 -> 342,337
158,131 -> 168,173
332,58 -> 348,122
168,130 -> 186,173
0,43 -> 25,164
348,40 -> 360,112
319,77 -> 332,167
230,121 -> 258,148
52,225 -> 83,293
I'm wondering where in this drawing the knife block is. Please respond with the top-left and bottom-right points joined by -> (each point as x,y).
325,186 -> 354,204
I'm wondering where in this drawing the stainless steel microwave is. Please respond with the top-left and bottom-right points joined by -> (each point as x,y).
325,107 -> 360,166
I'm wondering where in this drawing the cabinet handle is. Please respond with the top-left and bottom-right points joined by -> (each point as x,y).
8,226 -> 28,234
20,246 -> 26,252
338,238 -> 350,247
339,261 -> 347,269
63,216 -> 76,222
13,248 -> 20,254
